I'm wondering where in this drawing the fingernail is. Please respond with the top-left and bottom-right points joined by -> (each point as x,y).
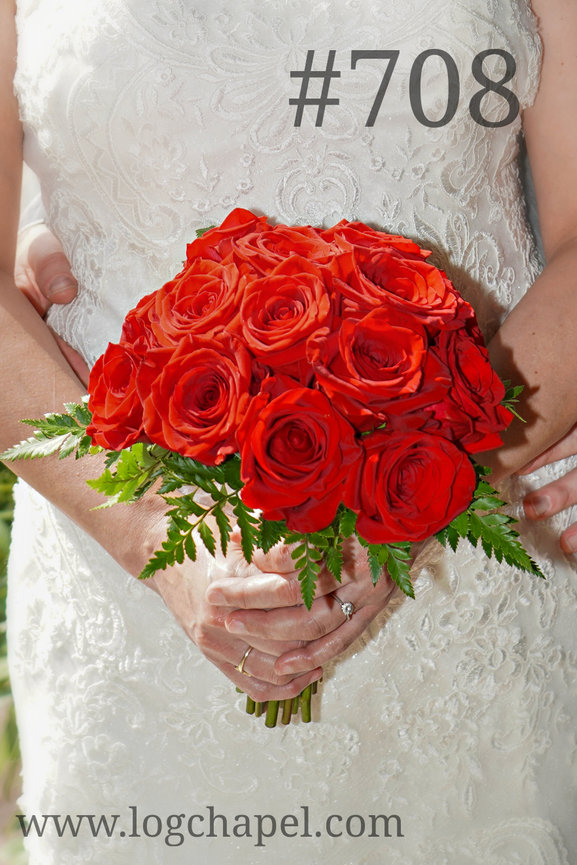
525,495 -> 550,518
46,276 -> 78,298
561,534 -> 577,554
226,618 -> 246,634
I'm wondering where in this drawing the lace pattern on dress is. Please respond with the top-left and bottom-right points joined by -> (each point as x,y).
10,2 -> 577,863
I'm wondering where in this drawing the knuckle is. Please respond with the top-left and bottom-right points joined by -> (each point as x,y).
234,584 -> 252,609
283,676 -> 314,700
192,622 -> 212,652
243,674 -> 311,703
292,647 -> 316,670
302,614 -> 327,640
268,670 -> 293,687
243,679 -> 272,702
558,483 -> 577,511
268,544 -> 296,573
35,250 -> 69,276
280,578 -> 302,606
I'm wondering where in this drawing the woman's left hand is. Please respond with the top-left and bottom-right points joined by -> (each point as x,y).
206,537 -> 398,678
518,423 -> 577,554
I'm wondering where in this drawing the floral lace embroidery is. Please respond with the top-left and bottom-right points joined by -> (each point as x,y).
10,1 -> 577,862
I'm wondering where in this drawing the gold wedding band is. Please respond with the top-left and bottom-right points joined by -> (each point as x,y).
234,645 -> 254,677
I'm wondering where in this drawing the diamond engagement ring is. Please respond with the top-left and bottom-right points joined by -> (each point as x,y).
332,592 -> 355,621
234,645 -> 254,677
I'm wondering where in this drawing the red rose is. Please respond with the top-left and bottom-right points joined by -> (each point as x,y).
139,333 -> 251,464
147,258 -> 242,347
333,249 -> 472,329
238,256 -> 333,383
238,388 -> 362,532
120,292 -> 160,356
344,429 -> 476,543
433,325 -> 512,453
231,222 -> 335,275
87,343 -> 144,449
185,208 -> 270,263
321,219 -> 430,260
308,305 -> 451,430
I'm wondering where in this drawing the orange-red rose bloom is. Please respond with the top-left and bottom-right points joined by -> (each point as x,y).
344,429 -> 476,543
87,343 -> 143,449
238,388 -> 361,532
238,256 -> 333,383
309,305 -> 451,430
432,324 -> 512,453
139,334 -> 251,464
147,258 -> 242,347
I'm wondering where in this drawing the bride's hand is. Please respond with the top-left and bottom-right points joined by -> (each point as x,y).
15,221 -> 78,311
206,537 -> 398,679
14,222 -> 89,386
11,223 -> 395,693
518,423 -> 577,554
9,224 -> 381,697
145,524 -> 324,703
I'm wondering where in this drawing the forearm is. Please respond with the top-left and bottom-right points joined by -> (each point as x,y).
478,239 -> 577,481
0,269 -> 164,575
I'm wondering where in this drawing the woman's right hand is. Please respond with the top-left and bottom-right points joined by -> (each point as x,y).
11,223 -> 395,700
14,221 -> 78,313
11,222 -> 324,700
14,221 -> 90,386
206,536 -> 398,683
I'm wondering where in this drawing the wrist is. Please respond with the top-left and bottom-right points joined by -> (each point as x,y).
106,491 -> 169,579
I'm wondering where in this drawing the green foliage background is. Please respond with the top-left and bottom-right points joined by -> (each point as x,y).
0,464 -> 26,864
0,466 -> 15,693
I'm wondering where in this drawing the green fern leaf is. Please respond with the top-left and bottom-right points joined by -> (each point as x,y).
383,542 -> 414,598
232,497 -> 259,563
468,511 -> 545,578
198,520 -> 216,557
259,519 -> 285,554
214,505 -> 232,556
339,507 -> 357,538
0,433 -> 75,461
324,541 -> 343,583
289,535 -> 321,609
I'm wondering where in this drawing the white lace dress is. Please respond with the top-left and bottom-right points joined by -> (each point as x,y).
8,1 -> 577,863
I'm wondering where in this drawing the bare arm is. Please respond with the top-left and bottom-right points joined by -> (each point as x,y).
1,3 -> 321,700
0,2 -> 159,573
2,4 -> 394,697
476,0 -> 577,483
0,5 -> 93,511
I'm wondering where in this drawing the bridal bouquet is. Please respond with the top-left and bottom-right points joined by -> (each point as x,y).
2,208 -> 543,725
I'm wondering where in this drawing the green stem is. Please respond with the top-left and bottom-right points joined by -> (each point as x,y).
245,697 -> 255,715
172,488 -> 240,552
254,701 -> 264,718
300,685 -> 312,723
265,700 -> 280,728
281,700 -> 293,725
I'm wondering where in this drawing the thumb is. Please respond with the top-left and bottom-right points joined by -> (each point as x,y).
27,228 -> 78,303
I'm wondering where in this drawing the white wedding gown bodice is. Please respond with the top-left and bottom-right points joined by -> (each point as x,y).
8,1 -> 577,863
